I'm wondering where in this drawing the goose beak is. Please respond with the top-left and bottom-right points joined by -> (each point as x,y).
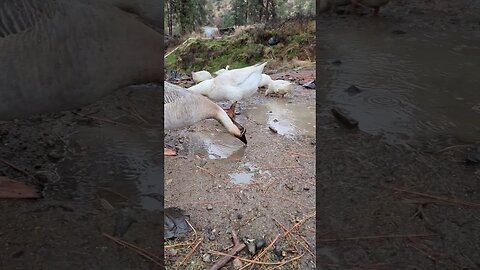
232,118 -> 248,145
238,128 -> 248,145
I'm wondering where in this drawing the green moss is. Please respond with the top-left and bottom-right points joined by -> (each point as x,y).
165,19 -> 315,73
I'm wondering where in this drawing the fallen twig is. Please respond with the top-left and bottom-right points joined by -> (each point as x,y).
127,97 -> 151,125
0,159 -> 37,183
102,232 -> 162,267
434,144 -> 473,154
208,229 -> 246,270
317,233 -> 437,242
72,112 -> 131,127
273,217 -> 314,258
196,165 -> 215,177
209,251 -> 304,266
407,242 -> 466,268
98,187 -> 131,202
387,186 -> 480,208
268,254 -> 305,270
178,239 -> 202,266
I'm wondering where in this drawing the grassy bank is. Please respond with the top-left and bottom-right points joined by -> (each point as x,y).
165,19 -> 315,73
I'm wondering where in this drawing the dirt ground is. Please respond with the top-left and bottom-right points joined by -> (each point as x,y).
164,67 -> 316,269
317,0 -> 480,269
0,86 -> 165,269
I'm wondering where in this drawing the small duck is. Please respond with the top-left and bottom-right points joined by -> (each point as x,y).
164,82 -> 247,156
187,61 -> 268,118
192,70 -> 213,83
265,80 -> 293,98
352,0 -> 390,16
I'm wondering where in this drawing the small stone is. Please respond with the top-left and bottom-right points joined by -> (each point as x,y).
206,204 -> 213,210
345,85 -> 362,95
166,248 -> 177,256
303,185 -> 310,191
466,145 -> 480,166
245,239 -> 256,254
268,36 -> 280,46
329,59 -> 342,65
237,213 -> 243,220
302,80 -> 316,89
331,107 -> 359,129
255,239 -> 266,251
202,253 -> 211,262
233,258 -> 243,269
284,183 -> 294,190
274,243 -> 283,257
391,30 -> 406,35
269,126 -> 278,133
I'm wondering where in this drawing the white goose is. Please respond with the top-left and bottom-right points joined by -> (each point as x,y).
192,70 -> 213,83
214,65 -> 230,76
259,74 -> 273,88
164,82 -> 247,156
187,62 -> 267,118
259,75 -> 293,97
265,80 -> 293,97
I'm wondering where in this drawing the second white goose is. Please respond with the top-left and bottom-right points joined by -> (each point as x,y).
187,61 -> 267,118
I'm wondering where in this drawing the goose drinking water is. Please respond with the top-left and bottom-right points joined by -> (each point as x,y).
164,82 -> 247,156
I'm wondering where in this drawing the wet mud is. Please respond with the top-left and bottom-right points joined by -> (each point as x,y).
164,67 -> 316,268
318,0 -> 480,269
0,86 -> 164,269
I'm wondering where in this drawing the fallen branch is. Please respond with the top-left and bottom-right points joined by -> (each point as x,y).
209,251 -> 304,266
0,177 -> 40,199
208,229 -> 246,270
317,233 -> 437,243
102,232 -> 162,267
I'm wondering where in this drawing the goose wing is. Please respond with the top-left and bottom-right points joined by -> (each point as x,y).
164,82 -> 191,104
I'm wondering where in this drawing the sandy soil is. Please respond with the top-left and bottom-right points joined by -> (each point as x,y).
317,0 -> 480,269
164,67 -> 316,269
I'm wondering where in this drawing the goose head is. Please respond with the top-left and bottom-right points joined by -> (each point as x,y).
231,118 -> 248,144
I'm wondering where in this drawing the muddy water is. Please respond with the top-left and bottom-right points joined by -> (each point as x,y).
246,99 -> 316,137
186,131 -> 246,159
55,122 -> 163,211
319,23 -> 480,146
183,98 -> 316,159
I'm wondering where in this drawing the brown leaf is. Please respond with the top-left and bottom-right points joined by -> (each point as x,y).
0,177 -> 40,199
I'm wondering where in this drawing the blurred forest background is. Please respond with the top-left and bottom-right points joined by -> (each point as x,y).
165,0 -> 316,36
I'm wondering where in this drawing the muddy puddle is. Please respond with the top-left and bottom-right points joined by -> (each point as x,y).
51,89 -> 164,211
319,24 -> 480,146
178,98 -> 316,160
186,131 -> 246,160
246,99 -> 316,138
56,124 -> 163,210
